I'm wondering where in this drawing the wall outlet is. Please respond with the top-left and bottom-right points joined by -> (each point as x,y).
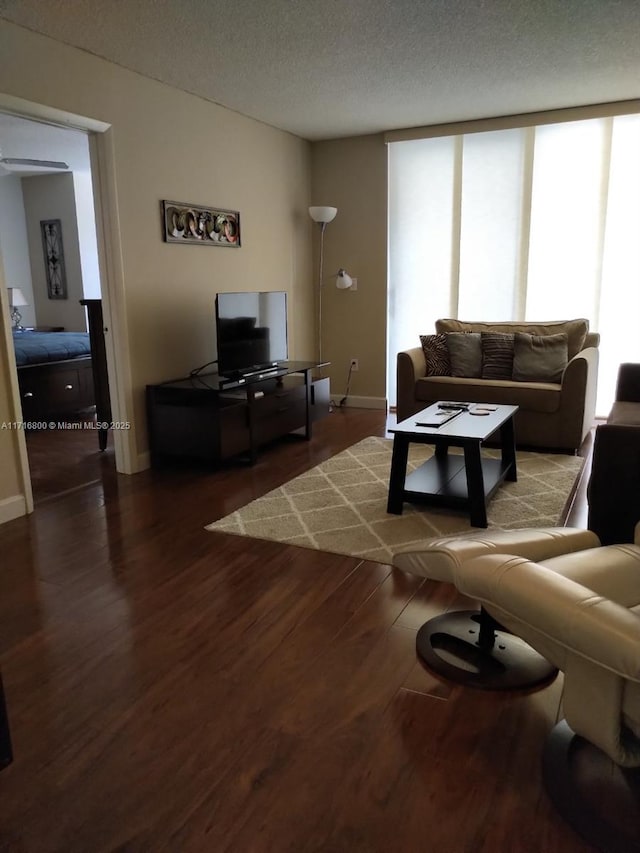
350,277 -> 358,291
350,358 -> 359,371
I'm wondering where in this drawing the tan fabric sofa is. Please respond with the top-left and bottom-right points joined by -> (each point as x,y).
396,319 -> 600,452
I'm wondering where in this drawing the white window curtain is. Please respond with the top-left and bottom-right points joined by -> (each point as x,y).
387,114 -> 640,415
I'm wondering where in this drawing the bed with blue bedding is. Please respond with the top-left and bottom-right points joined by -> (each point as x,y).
13,331 -> 92,367
13,330 -> 96,421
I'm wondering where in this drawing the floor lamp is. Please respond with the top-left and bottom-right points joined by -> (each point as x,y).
309,205 -> 337,365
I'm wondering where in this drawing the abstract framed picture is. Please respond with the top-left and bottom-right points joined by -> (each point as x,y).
161,200 -> 241,247
41,219 -> 67,299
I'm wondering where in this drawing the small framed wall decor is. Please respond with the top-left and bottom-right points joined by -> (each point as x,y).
41,219 -> 68,299
162,200 -> 241,247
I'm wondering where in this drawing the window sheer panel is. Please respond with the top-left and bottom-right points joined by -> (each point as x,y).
597,114 -> 640,414
458,129 -> 527,320
526,120 -> 607,322
387,137 -> 456,405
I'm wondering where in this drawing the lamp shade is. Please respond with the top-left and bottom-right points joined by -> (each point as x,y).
335,269 -> 353,289
309,206 -> 337,224
8,287 -> 27,307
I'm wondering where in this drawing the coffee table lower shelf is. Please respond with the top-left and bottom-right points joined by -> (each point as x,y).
389,453 -> 513,527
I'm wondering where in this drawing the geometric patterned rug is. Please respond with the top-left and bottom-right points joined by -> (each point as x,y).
205,436 -> 584,564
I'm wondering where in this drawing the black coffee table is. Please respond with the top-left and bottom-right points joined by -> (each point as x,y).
387,402 -> 518,527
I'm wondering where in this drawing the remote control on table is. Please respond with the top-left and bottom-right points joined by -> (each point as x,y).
438,402 -> 469,410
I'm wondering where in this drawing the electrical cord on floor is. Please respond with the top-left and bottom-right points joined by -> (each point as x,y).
330,362 -> 354,410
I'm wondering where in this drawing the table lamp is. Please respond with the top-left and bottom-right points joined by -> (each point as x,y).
8,288 -> 28,331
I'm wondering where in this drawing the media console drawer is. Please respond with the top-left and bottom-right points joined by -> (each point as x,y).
253,400 -> 307,445
251,384 -> 307,415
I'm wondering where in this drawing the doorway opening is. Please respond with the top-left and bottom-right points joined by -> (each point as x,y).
0,111 -> 115,504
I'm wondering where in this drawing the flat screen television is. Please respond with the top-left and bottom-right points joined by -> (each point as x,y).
215,290 -> 288,378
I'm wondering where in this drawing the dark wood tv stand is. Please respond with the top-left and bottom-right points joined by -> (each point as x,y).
146,361 -> 330,466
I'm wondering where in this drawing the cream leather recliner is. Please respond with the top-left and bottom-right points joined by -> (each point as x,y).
394,526 -> 640,852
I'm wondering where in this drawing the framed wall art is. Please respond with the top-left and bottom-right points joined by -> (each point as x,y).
161,200 -> 241,247
41,219 -> 68,299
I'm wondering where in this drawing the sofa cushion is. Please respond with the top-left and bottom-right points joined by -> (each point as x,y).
435,318 -> 589,359
512,332 -> 568,383
419,334 -> 450,376
608,401 -> 640,427
481,332 -> 514,380
414,376 -> 561,413
446,332 -> 482,377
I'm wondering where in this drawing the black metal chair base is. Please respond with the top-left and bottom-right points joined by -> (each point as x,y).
543,720 -> 640,853
416,610 -> 558,691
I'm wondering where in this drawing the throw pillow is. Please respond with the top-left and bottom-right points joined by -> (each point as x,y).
436,318 -> 588,359
481,332 -> 515,380
446,332 -> 482,378
419,334 -> 450,376
512,332 -> 569,383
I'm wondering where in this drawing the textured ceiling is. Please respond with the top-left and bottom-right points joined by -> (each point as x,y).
1,0 -> 640,140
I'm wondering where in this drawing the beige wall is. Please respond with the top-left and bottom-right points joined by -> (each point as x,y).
0,175 -> 36,328
22,172 -> 87,331
311,134 -> 388,404
0,21 -> 313,491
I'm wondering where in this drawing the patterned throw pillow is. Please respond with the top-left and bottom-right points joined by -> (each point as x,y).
481,332 -> 515,380
419,334 -> 451,376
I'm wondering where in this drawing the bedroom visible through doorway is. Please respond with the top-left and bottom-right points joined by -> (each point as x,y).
0,111 -> 116,504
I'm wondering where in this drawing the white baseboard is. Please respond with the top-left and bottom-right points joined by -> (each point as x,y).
332,394 -> 388,410
0,494 -> 28,525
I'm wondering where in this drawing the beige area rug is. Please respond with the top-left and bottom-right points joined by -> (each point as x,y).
206,437 -> 584,564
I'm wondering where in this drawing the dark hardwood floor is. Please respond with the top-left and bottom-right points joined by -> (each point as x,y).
0,410 -> 594,852
25,417 -> 116,504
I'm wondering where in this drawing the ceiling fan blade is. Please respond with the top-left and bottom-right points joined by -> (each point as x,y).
0,157 -> 69,169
